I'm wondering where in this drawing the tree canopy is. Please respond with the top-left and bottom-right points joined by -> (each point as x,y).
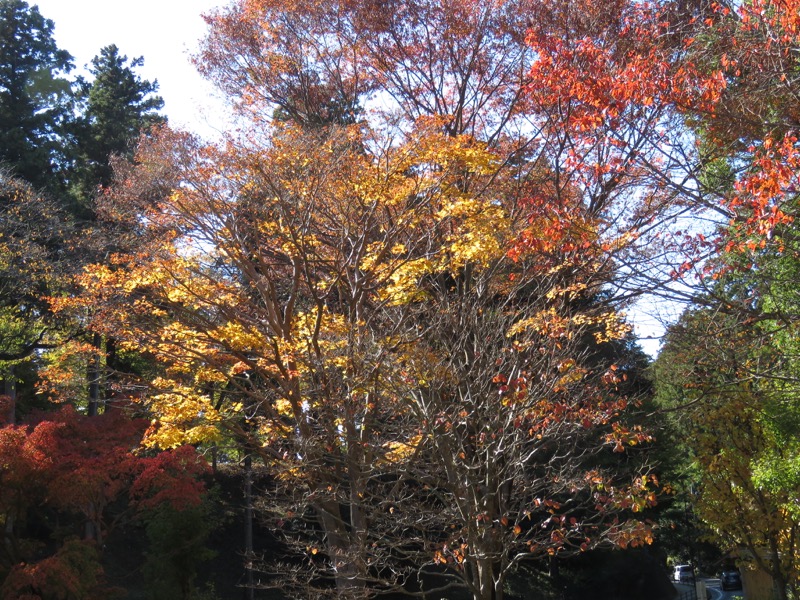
0,0 -> 73,191
4,0 -> 800,598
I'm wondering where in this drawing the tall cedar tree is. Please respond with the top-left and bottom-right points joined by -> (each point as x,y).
69,44 -> 164,220
0,0 -> 72,192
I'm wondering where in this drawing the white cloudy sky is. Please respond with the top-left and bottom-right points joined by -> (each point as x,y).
34,0 -> 230,138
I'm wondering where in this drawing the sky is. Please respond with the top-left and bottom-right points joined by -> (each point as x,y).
34,0 -> 230,139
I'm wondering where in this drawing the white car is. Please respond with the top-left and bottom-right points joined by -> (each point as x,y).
674,564 -> 694,583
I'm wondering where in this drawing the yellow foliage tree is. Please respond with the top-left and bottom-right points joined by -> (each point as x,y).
63,0 -> 686,597
63,113 -> 657,599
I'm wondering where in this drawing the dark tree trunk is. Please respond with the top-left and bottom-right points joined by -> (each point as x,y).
243,453 -> 255,600
2,365 -> 16,424
104,336 -> 119,411
87,332 -> 102,416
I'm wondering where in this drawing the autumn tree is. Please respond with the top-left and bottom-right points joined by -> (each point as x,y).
655,294 -> 800,600
0,419 -> 49,569
197,0 -> 543,148
377,213 -> 657,600
59,0 -> 742,598
0,404 -> 211,593
643,3 -> 800,596
70,118 -> 655,600
0,172 -> 76,423
1,538 -> 113,600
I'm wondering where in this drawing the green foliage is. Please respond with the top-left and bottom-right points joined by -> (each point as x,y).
654,244 -> 800,595
69,44 -> 164,217
0,0 -> 73,192
140,498 -> 218,600
698,153 -> 736,199
0,173 -> 75,418
0,166 -> 73,313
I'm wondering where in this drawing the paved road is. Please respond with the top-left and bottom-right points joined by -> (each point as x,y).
675,578 -> 745,600
705,578 -> 745,600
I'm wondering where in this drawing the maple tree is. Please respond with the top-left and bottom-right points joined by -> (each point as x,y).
0,422 -> 49,568
11,0 -> 799,596
1,538 -> 115,600
667,0 -> 800,262
34,407 -> 147,543
649,2 -> 800,595
0,404 -> 211,595
59,1 -> 703,598
522,0 -> 735,307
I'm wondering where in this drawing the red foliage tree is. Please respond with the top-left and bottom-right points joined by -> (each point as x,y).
1,406 -> 210,594
130,445 -> 211,512
1,538 -> 119,600
26,407 -> 146,543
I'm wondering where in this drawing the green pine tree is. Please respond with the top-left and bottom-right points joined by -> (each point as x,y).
69,44 -> 164,219
0,0 -> 73,192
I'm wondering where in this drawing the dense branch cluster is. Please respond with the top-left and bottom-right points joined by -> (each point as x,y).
3,0 -> 800,598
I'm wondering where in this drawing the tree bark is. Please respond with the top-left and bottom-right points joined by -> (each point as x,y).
87,332 -> 102,416
317,498 -> 366,600
104,337 -> 119,411
2,365 -> 16,425
243,453 -> 255,600
769,537 -> 789,600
